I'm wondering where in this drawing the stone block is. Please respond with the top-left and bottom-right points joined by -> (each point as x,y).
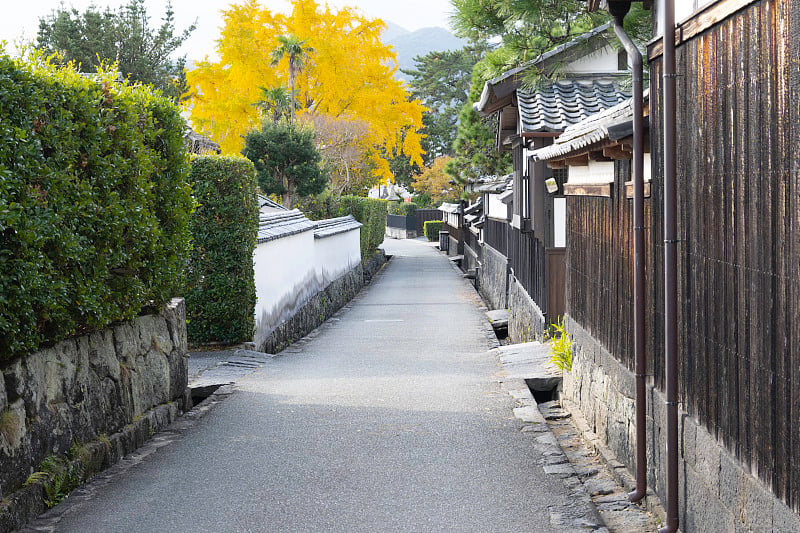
0,363 -> 7,413
681,414 -> 697,470
88,329 -> 120,382
719,449 -> 742,513
740,470 -> 775,531
773,499 -> 800,533
113,321 -> 139,362
682,467 -> 735,533
694,424 -> 721,497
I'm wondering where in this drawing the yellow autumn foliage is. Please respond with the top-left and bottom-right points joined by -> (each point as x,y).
188,0 -> 425,181
412,156 -> 462,205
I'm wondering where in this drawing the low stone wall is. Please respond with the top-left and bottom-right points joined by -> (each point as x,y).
259,251 -> 387,354
562,315 -> 800,532
507,276 -> 546,343
477,245 -> 507,311
0,299 -> 190,530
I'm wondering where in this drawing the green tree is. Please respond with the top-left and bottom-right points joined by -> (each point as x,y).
242,120 -> 328,208
36,0 -> 195,102
450,0 -> 651,81
270,34 -> 314,124
446,70 -> 511,186
402,45 -> 485,164
254,86 -> 293,124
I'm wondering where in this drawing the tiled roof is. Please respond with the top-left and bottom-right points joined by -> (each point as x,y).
439,202 -> 461,214
531,90 -> 649,161
464,197 -> 483,215
313,215 -> 362,239
477,174 -> 513,193
257,209 -> 315,244
475,23 -> 615,115
518,80 -> 631,133
258,194 -> 288,211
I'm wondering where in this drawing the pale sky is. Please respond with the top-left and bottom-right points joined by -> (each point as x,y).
1,0 -> 455,63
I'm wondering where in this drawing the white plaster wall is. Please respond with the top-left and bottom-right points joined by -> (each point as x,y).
565,45 -> 620,73
314,230 -> 361,288
567,161 -> 615,184
554,197 -> 566,248
252,226 -> 362,349
487,194 -> 508,220
654,0 -> 716,35
253,230 -> 317,348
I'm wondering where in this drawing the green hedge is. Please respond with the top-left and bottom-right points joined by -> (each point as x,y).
185,156 -> 258,344
297,193 -> 386,260
424,220 -> 444,241
387,202 -> 418,216
0,54 -> 193,361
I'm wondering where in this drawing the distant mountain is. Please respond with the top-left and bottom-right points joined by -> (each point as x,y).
385,25 -> 466,81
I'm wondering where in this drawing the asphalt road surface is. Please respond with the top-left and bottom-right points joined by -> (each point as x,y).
49,238 -> 572,532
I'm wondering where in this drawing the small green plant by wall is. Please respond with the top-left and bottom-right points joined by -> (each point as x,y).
424,220 -> 443,241
548,317 -> 573,371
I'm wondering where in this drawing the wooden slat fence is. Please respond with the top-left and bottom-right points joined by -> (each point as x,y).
508,225 -> 547,313
484,218 -> 507,256
645,0 -> 799,510
415,209 -> 443,233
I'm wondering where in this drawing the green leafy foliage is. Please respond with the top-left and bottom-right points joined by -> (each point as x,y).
242,120 -> 328,209
36,0 -> 195,102
424,220 -> 444,241
387,202 -> 418,216
296,193 -> 386,260
27,443 -> 91,508
548,317 -> 573,371
402,45 -> 487,164
185,156 -> 258,344
0,53 -> 193,362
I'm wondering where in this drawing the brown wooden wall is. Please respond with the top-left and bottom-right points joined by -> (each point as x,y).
647,0 -> 800,511
566,161 -> 654,373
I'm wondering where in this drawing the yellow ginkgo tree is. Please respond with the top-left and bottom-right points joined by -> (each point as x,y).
188,0 -> 426,182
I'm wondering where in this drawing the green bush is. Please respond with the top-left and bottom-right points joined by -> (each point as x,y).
387,202 -> 418,216
297,193 -> 386,260
185,156 -> 258,344
0,53 -> 192,361
548,317 -> 573,371
424,220 -> 443,241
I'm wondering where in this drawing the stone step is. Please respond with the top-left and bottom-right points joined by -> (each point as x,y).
485,309 -> 509,329
496,341 -> 561,392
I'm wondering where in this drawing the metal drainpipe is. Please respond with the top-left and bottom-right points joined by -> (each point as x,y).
610,10 -> 647,504
660,0 -> 679,530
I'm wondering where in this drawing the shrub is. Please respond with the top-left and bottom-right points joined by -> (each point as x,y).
424,220 -> 443,241
0,53 -> 192,361
185,155 -> 258,344
548,317 -> 573,371
387,202 -> 418,216
296,193 -> 386,260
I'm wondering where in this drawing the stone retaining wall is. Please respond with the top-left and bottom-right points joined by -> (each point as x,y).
562,315 -> 800,532
0,298 -> 190,530
477,245 -> 507,311
507,276 -> 546,343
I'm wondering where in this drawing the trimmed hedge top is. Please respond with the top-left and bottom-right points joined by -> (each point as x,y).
0,54 -> 193,360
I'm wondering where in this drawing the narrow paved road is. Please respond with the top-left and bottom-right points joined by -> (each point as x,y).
50,239 -> 572,532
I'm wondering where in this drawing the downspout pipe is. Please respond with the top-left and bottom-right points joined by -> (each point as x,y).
609,6 -> 647,505
659,0 -> 680,531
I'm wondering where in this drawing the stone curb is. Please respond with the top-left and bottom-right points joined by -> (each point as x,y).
17,387 -> 233,533
561,397 -> 667,527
